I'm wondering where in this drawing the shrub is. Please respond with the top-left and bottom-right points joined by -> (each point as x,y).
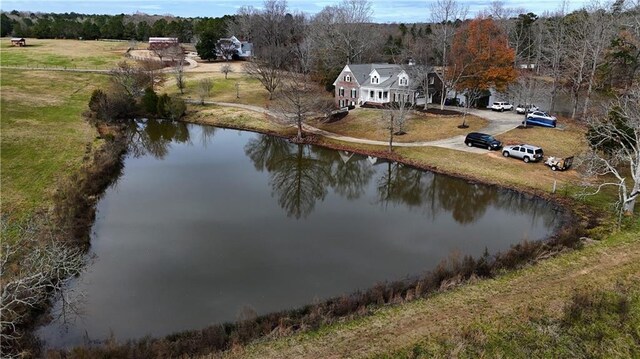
141,87 -> 159,116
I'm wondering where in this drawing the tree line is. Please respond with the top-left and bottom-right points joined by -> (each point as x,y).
0,10 -> 233,43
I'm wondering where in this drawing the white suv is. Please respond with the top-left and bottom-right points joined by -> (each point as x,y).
502,144 -> 544,163
490,101 -> 513,112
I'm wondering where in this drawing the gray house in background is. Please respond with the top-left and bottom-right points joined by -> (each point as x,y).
332,63 -> 442,108
216,36 -> 253,60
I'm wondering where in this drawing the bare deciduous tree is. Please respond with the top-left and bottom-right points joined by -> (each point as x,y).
582,87 -> 640,217
244,57 -> 284,100
581,1 -> 619,118
139,59 -> 165,91
430,0 -> 468,110
384,90 -> 412,152
540,2 -> 569,112
196,78 -> 213,104
1,228 -> 85,353
174,58 -> 186,94
273,73 -> 333,142
217,39 -> 238,61
109,61 -> 152,98
309,0 -> 379,83
220,63 -> 233,79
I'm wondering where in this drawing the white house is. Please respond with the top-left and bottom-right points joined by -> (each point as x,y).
332,63 -> 442,108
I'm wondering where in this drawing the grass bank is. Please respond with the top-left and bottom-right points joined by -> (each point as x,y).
226,222 -> 639,359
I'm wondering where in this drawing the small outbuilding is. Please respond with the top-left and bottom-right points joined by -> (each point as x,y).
148,37 -> 179,50
10,38 -> 26,47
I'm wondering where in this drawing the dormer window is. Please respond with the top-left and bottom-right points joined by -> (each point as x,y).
372,76 -> 379,84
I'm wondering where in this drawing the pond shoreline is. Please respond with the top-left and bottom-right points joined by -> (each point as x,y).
35,117 -> 601,357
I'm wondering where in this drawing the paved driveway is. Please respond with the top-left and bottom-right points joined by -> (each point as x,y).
424,107 -> 523,153
191,101 -> 524,153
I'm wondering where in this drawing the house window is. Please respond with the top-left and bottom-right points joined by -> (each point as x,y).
378,91 -> 382,99
339,87 -> 345,96
344,75 -> 351,82
399,77 -> 408,86
429,76 -> 435,85
351,89 -> 357,98
372,76 -> 379,84
370,90 -> 374,98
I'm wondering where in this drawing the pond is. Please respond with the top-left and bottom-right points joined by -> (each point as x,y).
38,120 -> 561,348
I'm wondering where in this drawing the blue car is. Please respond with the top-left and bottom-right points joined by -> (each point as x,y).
524,111 -> 557,128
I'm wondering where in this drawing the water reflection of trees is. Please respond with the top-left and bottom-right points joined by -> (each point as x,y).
125,118 -> 191,159
244,135 -> 375,219
375,160 -> 557,227
244,133 -> 558,227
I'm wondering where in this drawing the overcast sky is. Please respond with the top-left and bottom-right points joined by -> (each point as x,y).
2,0 -> 591,23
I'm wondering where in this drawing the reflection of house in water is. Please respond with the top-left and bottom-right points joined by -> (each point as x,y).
339,151 -> 354,163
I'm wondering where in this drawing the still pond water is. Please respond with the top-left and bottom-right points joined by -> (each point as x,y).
38,120 -> 561,347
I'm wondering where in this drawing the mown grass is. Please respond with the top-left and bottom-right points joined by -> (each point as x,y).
162,72 -> 271,107
314,108 -> 488,142
0,38 -> 127,69
0,69 -> 110,221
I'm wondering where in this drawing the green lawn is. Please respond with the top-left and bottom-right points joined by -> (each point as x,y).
1,69 -> 109,220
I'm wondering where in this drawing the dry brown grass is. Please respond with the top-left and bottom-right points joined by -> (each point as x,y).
314,108 -> 489,143
0,38 -> 128,68
183,105 -> 295,136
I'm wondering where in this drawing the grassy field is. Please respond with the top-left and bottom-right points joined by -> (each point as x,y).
314,108 -> 489,142
1,69 -> 110,221
162,71 -> 271,107
0,38 -> 128,69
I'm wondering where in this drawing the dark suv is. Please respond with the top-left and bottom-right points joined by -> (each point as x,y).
464,132 -> 502,150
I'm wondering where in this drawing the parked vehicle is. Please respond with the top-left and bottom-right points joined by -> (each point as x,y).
524,111 -> 557,128
544,156 -> 574,171
490,101 -> 514,111
464,132 -> 502,150
502,144 -> 544,163
515,104 -> 539,114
